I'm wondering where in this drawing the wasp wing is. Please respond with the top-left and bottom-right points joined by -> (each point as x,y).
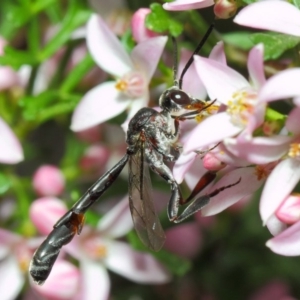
128,141 -> 165,251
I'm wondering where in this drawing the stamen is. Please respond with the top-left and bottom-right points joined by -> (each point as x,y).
288,143 -> 300,159
226,88 -> 257,127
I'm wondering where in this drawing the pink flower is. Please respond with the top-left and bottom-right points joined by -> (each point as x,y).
32,197 -> 171,300
234,1 -> 300,37
71,14 -> 167,132
275,194 -> 300,225
32,165 -> 65,197
32,260 -> 80,300
0,117 -> 23,164
183,43 -> 267,155
164,222 -> 202,259
131,8 -> 159,43
79,144 -> 110,173
30,197 -> 68,235
163,0 -> 214,11
0,227 -> 78,300
259,97 -> 300,225
0,36 -> 21,90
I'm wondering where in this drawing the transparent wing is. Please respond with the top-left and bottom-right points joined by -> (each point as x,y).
128,141 -> 165,251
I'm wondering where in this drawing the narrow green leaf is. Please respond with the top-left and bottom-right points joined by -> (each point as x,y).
39,3 -> 91,61
0,46 -> 37,68
60,53 -> 95,93
293,0 -> 300,9
146,3 -> 183,37
0,173 -> 11,194
37,96 -> 80,123
250,32 -> 300,60
222,31 -> 254,50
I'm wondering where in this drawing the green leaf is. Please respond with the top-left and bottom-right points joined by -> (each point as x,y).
0,46 -> 37,68
60,53 -> 95,93
241,0 -> 259,4
250,32 -> 300,60
146,3 -> 183,37
0,173 -> 11,194
293,0 -> 300,9
222,31 -> 254,50
154,249 -> 192,276
38,2 -> 91,61
20,90 -> 80,122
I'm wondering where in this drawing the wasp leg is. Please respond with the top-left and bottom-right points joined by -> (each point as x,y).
173,177 -> 241,223
180,171 -> 216,205
147,152 -> 183,221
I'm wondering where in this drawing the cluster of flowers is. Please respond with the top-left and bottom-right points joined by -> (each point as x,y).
1,0 -> 300,299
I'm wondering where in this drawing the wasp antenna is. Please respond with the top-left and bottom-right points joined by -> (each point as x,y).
178,23 -> 215,89
171,36 -> 179,87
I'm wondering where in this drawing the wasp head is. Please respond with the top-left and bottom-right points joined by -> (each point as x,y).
159,86 -> 192,114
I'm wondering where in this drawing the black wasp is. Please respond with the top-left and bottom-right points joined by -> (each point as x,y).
29,25 -> 241,284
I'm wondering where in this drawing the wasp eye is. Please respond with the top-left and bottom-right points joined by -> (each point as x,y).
167,90 -> 191,105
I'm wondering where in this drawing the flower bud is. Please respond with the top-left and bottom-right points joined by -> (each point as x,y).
214,0 -> 238,19
80,144 -> 110,173
202,152 -> 226,171
33,165 -> 65,196
131,8 -> 159,43
30,197 -> 67,235
275,194 -> 300,225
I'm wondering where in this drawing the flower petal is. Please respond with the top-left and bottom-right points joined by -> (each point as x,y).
234,1 -> 300,37
0,256 -> 24,300
179,49 -> 207,99
247,44 -> 266,89
32,260 -> 80,300
259,68 -> 300,103
193,56 -> 250,104
209,41 -> 226,65
87,14 -> 133,77
184,112 -> 242,153
202,167 -> 263,216
105,241 -> 171,283
173,151 -> 197,184
266,221 -> 300,256
81,258 -> 110,300
225,135 -> 292,165
163,0 -> 214,11
131,36 -> 167,83
98,196 -> 133,238
266,214 -> 287,236
0,118 -> 23,164
260,158 -> 300,225
285,106 -> 300,135
70,82 -> 130,131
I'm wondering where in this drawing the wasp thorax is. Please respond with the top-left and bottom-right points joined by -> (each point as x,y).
159,86 -> 191,112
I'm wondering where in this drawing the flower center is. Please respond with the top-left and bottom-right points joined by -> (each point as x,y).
84,237 -> 108,260
254,162 -> 277,180
226,88 -> 257,127
288,143 -> 300,160
115,71 -> 146,98
15,243 -> 32,273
